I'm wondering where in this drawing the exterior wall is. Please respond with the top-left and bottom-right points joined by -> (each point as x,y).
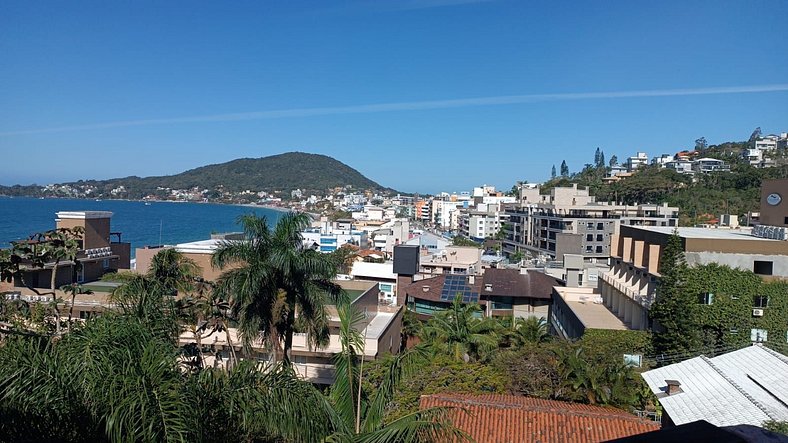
760,179 -> 788,228
686,252 -> 788,278
57,217 -> 111,249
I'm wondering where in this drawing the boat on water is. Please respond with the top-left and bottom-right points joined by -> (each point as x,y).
144,202 -> 151,206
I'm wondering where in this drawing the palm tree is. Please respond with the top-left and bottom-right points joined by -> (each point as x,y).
0,312 -> 338,442
212,212 -> 345,364
421,295 -> 500,362
147,248 -> 199,295
327,303 -> 469,442
508,316 -> 550,347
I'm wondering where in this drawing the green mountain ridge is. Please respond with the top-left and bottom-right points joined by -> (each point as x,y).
0,152 -> 395,199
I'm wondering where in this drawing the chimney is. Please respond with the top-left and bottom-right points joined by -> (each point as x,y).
665,380 -> 682,396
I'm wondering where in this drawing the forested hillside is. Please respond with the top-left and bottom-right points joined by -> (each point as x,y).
544,143 -> 788,226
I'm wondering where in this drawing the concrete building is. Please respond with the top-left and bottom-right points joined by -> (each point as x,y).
692,157 -> 730,173
502,184 -> 678,263
458,205 -> 509,241
8,211 -> 131,290
401,268 -> 556,319
600,225 -> 788,331
417,246 -> 483,277
301,218 -> 368,252
664,159 -> 694,174
626,152 -> 649,172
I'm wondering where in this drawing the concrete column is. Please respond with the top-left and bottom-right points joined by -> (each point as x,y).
633,240 -> 645,268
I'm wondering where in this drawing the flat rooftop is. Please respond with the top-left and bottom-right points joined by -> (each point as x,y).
554,287 -> 629,331
632,226 -> 778,241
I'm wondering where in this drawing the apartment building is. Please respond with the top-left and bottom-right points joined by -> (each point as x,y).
458,205 -> 509,241
692,157 -> 731,173
301,218 -> 368,252
7,211 -> 131,290
502,184 -> 678,263
600,225 -> 788,331
626,152 -> 649,172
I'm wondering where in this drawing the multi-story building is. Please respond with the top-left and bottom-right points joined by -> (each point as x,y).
301,218 -> 368,252
626,152 -> 649,172
401,267 -> 556,319
502,184 -> 678,263
458,205 -> 509,241
6,211 -> 131,290
600,224 -> 788,331
692,157 -> 730,173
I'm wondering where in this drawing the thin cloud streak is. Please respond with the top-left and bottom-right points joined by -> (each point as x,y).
2,84 -> 788,136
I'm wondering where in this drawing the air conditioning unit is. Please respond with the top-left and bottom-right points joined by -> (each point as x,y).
752,309 -> 764,317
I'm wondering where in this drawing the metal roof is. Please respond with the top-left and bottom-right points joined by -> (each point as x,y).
641,345 -> 788,427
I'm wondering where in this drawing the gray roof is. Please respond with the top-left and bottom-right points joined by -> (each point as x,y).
641,345 -> 788,427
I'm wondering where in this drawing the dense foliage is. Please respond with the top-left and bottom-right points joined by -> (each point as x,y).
650,234 -> 788,360
0,152 -> 392,199
541,141 -> 788,226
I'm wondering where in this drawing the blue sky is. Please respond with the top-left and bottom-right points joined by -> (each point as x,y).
1,0 -> 787,194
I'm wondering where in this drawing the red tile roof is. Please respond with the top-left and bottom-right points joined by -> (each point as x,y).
419,394 -> 659,443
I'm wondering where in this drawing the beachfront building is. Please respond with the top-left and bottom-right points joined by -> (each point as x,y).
4,211 -> 131,290
502,184 -> 678,263
626,152 -> 649,172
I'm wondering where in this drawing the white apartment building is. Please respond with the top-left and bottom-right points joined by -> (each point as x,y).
651,154 -> 673,166
626,152 -> 649,172
302,218 -> 368,252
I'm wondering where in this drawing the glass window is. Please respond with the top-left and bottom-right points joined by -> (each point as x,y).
597,223 -> 604,230
699,292 -> 714,305
596,234 -> 603,241
586,234 -> 593,241
751,328 -> 768,342
753,295 -> 769,308
754,261 -> 773,276
595,246 -> 603,253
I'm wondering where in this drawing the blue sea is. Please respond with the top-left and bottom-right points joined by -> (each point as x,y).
0,197 -> 285,257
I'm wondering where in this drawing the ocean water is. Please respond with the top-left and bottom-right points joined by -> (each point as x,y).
0,197 -> 285,256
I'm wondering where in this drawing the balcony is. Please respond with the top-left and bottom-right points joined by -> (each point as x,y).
600,271 -> 655,308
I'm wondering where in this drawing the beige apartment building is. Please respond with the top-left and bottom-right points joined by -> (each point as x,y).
503,184 -> 678,263
600,225 -> 788,331
137,235 -> 403,385
5,211 -> 130,291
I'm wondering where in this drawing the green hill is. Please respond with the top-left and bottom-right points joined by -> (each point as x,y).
1,152 -> 393,199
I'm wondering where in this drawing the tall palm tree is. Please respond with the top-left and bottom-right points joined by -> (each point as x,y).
421,295 -> 500,362
147,248 -> 200,295
212,212 -> 345,364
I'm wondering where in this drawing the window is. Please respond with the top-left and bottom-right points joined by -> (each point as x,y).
586,234 -> 593,241
596,234 -> 603,241
753,295 -> 770,308
102,258 -> 110,269
587,222 -> 594,229
586,246 -> 593,252
597,223 -> 604,230
751,328 -> 768,343
785,217 -> 788,225
578,273 -> 583,286
595,245 -> 603,253
699,292 -> 714,305
754,261 -> 773,276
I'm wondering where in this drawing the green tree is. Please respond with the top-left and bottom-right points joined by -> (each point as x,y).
327,304 -> 468,442
212,213 -> 344,364
609,155 -> 618,167
560,160 -> 569,177
551,165 -> 557,179
507,316 -> 550,346
1,227 -> 85,336
650,231 -> 699,356
421,296 -> 500,362
451,235 -> 481,248
763,420 -> 788,436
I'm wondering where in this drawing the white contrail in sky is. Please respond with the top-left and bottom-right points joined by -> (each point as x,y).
2,83 -> 787,136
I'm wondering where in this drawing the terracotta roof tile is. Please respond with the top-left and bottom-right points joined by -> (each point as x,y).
420,393 -> 659,443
